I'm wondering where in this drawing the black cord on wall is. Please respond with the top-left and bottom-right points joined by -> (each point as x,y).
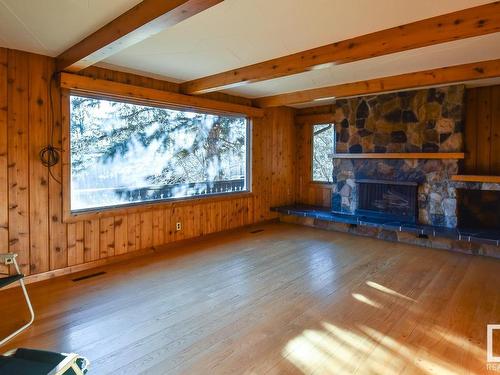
39,72 -> 61,184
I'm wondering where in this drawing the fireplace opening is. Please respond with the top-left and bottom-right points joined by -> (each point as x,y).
457,189 -> 500,231
356,179 -> 418,224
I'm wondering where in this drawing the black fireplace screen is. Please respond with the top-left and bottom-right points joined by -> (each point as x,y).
356,180 -> 418,223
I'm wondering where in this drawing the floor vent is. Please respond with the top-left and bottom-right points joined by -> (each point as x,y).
72,271 -> 106,282
250,229 -> 264,234
417,234 -> 429,239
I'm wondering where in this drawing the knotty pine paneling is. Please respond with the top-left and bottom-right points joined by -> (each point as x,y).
0,49 -> 8,276
464,85 -> 500,175
28,54 -> 50,274
7,50 -> 30,275
0,48 -> 296,279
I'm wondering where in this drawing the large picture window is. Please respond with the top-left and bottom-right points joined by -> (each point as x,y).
69,94 -> 249,212
312,123 -> 335,183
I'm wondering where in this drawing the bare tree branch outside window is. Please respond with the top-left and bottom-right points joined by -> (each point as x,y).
70,95 -> 249,211
312,124 -> 335,183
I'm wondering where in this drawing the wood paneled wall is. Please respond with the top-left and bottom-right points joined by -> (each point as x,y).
464,85 -> 500,175
0,48 -> 296,279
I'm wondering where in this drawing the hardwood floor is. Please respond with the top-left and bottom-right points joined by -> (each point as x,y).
1,222 -> 499,374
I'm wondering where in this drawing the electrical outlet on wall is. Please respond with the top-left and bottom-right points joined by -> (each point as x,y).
176,222 -> 182,231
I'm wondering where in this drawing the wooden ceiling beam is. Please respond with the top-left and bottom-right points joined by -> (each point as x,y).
56,0 -> 222,72
59,73 -> 264,117
253,59 -> 500,108
295,112 -> 337,124
180,2 -> 500,95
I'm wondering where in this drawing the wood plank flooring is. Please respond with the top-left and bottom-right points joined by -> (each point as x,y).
1,222 -> 499,374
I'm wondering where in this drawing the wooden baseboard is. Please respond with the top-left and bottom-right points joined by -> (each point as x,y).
21,248 -> 156,286
9,219 -> 279,288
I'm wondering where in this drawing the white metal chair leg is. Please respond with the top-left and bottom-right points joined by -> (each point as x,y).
0,254 -> 35,347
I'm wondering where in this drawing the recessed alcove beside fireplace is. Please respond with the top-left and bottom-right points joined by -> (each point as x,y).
457,189 -> 500,231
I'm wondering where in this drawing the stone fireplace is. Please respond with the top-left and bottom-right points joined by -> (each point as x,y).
330,85 -> 465,228
331,158 -> 459,227
273,84 -> 500,258
328,85 -> 500,233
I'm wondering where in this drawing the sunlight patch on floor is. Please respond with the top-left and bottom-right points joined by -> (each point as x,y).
366,281 -> 416,302
282,320 -> 479,374
360,325 -> 470,375
434,325 -> 485,357
352,293 -> 383,309
282,329 -> 351,374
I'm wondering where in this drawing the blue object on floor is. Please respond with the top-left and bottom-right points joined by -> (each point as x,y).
0,348 -> 89,375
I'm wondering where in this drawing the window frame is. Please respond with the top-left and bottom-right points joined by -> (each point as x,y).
310,122 -> 335,185
61,89 -> 253,223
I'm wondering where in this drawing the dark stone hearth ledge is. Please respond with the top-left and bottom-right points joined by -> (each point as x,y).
450,180 -> 500,191
271,205 -> 500,247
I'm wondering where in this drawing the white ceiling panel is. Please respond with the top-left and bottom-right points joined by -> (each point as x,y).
0,0 -> 141,56
103,0 -> 493,82
225,32 -> 500,98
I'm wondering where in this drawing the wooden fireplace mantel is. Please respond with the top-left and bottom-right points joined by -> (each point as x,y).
331,152 -> 465,160
451,175 -> 500,183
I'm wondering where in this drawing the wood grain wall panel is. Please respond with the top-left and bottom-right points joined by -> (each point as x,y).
464,85 -> 500,175
84,219 -> 99,262
491,85 -> 500,174
67,222 -> 84,266
49,61 -> 67,271
464,89 -> 478,173
260,114 -> 273,220
67,223 -> 76,266
140,211 -> 153,249
163,208 -> 173,243
0,47 -> 296,280
253,110 -> 279,221
476,87 -> 492,174
28,54 -> 50,274
7,50 -> 30,275
114,215 -> 128,255
126,214 -> 141,253
0,49 -> 8,274
251,117 -> 264,222
75,222 -> 84,264
99,217 -> 115,258
151,211 -> 164,248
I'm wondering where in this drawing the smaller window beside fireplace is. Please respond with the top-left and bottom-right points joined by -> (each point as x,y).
356,180 -> 418,224
312,123 -> 335,183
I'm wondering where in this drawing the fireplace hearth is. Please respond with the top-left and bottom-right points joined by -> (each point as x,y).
356,180 -> 418,224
